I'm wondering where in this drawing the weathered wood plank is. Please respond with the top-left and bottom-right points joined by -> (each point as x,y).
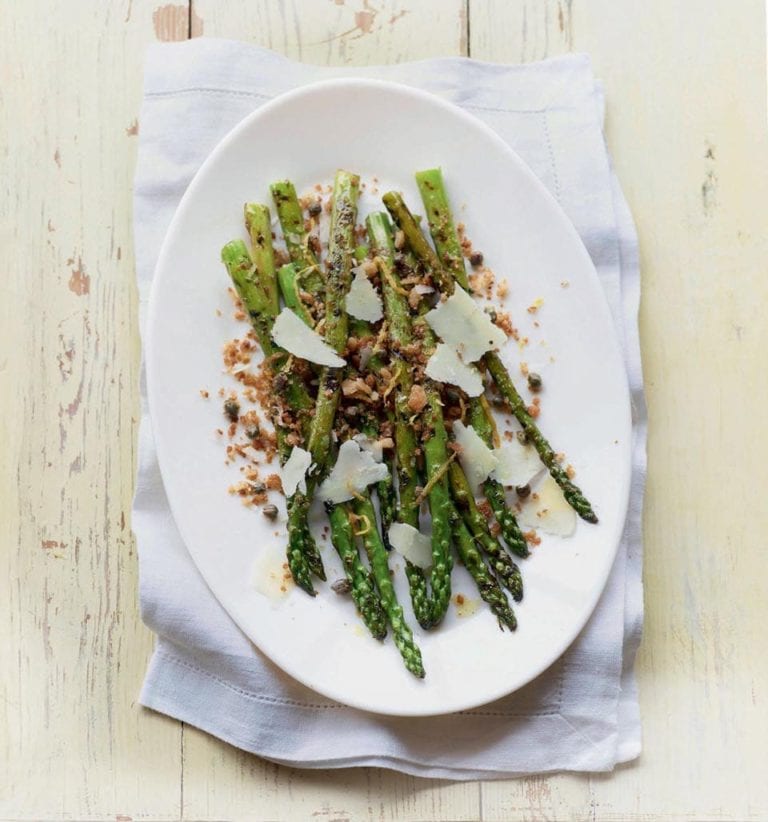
181,725 -> 482,821
0,1 -> 187,818
191,0 -> 466,65
471,0 -> 768,819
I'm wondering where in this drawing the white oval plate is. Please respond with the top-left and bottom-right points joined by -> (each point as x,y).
147,79 -> 631,717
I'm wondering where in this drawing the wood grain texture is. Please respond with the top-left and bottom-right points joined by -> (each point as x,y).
181,726 -> 481,821
0,1 -> 187,819
191,0 -> 465,65
1,0 -> 767,819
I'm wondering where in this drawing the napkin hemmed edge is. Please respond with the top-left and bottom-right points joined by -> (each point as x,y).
140,640 -> 637,781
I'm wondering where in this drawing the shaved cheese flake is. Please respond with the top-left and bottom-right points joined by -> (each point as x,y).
271,308 -> 345,368
389,523 -> 433,569
250,547 -> 294,601
425,343 -> 483,397
317,440 -> 389,504
518,476 -> 576,537
346,266 -> 383,322
492,440 -> 541,487
425,287 -> 506,361
452,421 -> 499,495
281,447 -> 311,496
413,284 -> 434,295
352,433 -> 383,463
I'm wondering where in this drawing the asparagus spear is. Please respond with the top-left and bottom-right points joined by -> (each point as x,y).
469,398 -> 530,558
221,238 -> 319,594
414,168 -> 470,292
325,502 -> 388,640
366,214 -> 421,525
244,203 -> 280,316
367,212 -> 453,630
304,171 -> 359,462
227,220 -> 325,585
277,263 -> 315,327
411,172 -> 532,557
274,262 -> 389,630
451,512 -> 517,631
384,186 -> 598,524
382,191 -> 453,295
221,240 -> 276,358
284,172 -> 361,592
349,315 -> 398,552
351,495 -> 425,678
448,461 -> 523,601
269,180 -> 325,297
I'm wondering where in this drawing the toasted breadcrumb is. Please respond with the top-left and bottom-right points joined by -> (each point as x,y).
493,310 -> 517,338
407,384 -> 427,413
477,499 -> 492,519
523,530 -> 542,546
469,267 -> 494,298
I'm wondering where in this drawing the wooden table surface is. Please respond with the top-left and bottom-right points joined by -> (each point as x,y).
2,1 -> 766,819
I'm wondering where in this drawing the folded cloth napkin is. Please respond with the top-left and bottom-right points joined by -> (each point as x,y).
133,39 -> 646,780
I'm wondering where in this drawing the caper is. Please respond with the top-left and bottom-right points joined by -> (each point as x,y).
331,578 -> 352,595
223,398 -> 240,422
527,372 -> 543,392
516,484 -> 531,499
262,504 -> 279,521
469,251 -> 484,267
444,387 -> 461,405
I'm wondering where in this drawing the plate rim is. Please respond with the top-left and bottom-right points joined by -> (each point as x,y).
145,76 -> 633,716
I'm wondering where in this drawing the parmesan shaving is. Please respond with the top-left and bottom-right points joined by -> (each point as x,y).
389,523 -> 433,569
346,266 -> 383,323
518,476 -> 577,537
271,308 -> 346,368
425,287 -> 506,361
281,447 -> 311,496
452,421 -> 499,495
250,547 -> 294,600
352,433 -> 383,463
425,343 -> 483,397
491,440 -> 541,487
317,440 -> 389,504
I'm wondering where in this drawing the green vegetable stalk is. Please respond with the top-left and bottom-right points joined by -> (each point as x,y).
221,235 -> 319,594
469,399 -> 530,558
451,512 -> 517,631
448,461 -> 523,602
367,211 -> 453,630
352,495 -> 425,678
326,502 -> 388,640
386,180 -> 598,524
269,179 -> 325,297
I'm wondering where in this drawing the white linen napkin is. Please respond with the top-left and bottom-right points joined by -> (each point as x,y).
133,39 -> 646,780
